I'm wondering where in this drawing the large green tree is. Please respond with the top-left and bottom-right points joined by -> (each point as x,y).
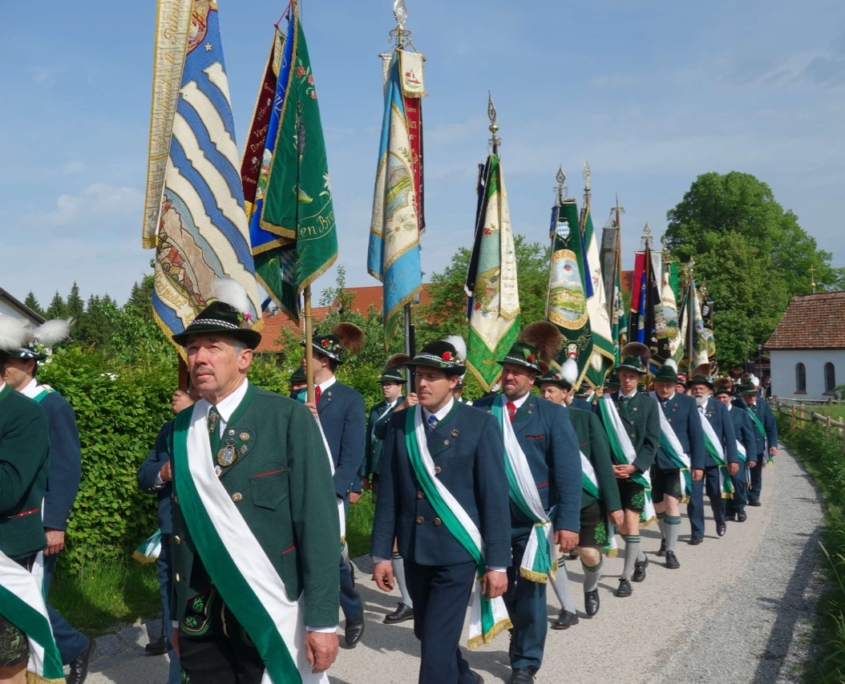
665,171 -> 844,368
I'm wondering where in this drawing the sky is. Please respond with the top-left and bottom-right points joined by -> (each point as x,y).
2,0 -> 844,308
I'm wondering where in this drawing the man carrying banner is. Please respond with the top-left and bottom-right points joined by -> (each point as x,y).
649,361 -> 705,560
2,321 -> 95,684
0,319 -> 64,684
734,379 -> 777,507
596,343 -> 660,596
473,323 -> 581,684
303,323 -> 367,648
361,354 -> 416,625
372,338 -> 511,684
715,380 -> 757,523
689,374 -> 738,538
168,286 -> 340,683
538,367 -> 622,626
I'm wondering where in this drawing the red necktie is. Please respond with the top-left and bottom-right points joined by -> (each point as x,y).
315,386 -> 322,404
507,401 -> 516,422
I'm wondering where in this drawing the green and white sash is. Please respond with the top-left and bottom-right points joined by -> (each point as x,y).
597,396 -> 656,526
736,440 -> 752,489
649,393 -> 693,504
315,419 -> 347,547
492,397 -> 555,583
698,408 -> 734,499
404,407 -> 511,649
579,452 -> 618,556
21,381 -> 53,404
0,551 -> 64,683
173,402 -> 326,684
132,529 -> 162,564
741,402 -> 774,464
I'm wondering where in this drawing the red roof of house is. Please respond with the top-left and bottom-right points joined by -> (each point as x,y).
255,284 -> 433,354
620,270 -> 633,295
766,291 -> 845,350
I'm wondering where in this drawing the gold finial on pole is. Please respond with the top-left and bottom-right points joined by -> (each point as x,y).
555,166 -> 567,204
810,265 -> 817,294
388,0 -> 412,48
487,92 -> 501,152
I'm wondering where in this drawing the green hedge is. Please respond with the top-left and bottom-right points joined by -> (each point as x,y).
775,412 -> 845,681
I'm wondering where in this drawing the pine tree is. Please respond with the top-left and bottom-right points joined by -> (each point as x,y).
45,292 -> 67,320
24,292 -> 43,317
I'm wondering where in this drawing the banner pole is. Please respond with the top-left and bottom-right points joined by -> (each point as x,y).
305,286 -> 314,403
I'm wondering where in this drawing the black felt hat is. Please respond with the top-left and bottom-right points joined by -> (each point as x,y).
406,340 -> 466,375
290,366 -> 307,385
172,301 -> 261,349
307,323 -> 365,364
499,322 -> 563,374
617,342 -> 650,375
380,354 -> 409,383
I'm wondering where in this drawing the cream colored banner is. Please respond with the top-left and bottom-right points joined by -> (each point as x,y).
142,0 -> 192,248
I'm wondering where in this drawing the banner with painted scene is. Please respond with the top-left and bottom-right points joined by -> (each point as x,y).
580,202 -> 615,387
257,6 -> 338,324
465,154 -> 520,391
679,279 -> 711,372
367,48 -> 425,347
547,199 -> 594,388
144,1 -> 262,353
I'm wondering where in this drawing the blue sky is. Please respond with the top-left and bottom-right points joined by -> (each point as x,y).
2,0 -> 844,307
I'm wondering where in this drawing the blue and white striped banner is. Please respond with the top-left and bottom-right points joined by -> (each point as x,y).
150,2 -> 261,345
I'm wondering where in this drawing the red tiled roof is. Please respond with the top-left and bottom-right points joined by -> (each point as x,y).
255,284 -> 433,353
620,270 -> 633,295
765,291 -> 845,350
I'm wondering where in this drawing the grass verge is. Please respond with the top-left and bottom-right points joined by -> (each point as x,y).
776,413 -> 845,681
49,553 -> 162,634
347,490 -> 375,559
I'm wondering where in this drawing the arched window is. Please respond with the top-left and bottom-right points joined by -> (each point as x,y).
825,362 -> 836,393
796,363 -> 806,393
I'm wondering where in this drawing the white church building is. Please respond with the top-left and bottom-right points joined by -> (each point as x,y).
766,291 -> 845,400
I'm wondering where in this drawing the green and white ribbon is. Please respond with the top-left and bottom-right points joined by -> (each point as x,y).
492,397 -> 555,583
698,408 -> 734,499
734,439 -> 752,489
404,407 -> 511,649
597,396 -> 656,526
0,551 -> 64,683
173,402 -> 326,683
741,402 -> 774,464
649,393 -> 693,504
579,451 -> 618,556
315,418 -> 347,548
132,529 -> 162,564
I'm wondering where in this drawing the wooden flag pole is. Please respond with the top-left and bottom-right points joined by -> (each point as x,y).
305,285 -> 314,403
178,357 -> 189,392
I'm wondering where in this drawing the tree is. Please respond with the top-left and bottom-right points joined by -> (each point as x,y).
665,171 -> 845,368
24,292 -> 43,317
44,291 -> 67,320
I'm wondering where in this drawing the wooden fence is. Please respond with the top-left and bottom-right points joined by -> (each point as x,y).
771,397 -> 845,448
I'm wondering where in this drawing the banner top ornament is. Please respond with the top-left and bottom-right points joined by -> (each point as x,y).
488,92 -> 501,151
389,0 -> 413,49
583,160 -> 591,193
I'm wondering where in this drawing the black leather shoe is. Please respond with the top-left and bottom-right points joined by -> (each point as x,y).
509,668 -> 535,684
688,536 -> 703,545
725,511 -> 737,522
632,556 -> 648,582
345,615 -> 365,647
717,524 -> 727,537
656,538 -> 667,557
749,499 -> 761,507
737,511 -> 748,522
665,551 -> 680,569
584,589 -> 600,617
552,610 -> 579,630
67,636 -> 96,684
616,579 -> 632,597
383,602 -> 414,624
144,635 -> 168,655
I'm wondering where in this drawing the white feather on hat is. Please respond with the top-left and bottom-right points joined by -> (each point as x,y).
664,358 -> 678,371
31,319 -> 72,347
445,335 -> 467,363
561,358 -> 579,385
213,278 -> 251,315
750,374 -> 760,388
0,317 -> 29,352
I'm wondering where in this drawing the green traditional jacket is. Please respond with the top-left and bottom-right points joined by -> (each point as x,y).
568,406 -> 622,512
0,383 -> 50,559
169,383 -> 340,629
606,392 -> 661,474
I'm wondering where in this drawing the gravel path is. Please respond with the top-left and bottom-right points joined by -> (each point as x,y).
85,447 -> 823,683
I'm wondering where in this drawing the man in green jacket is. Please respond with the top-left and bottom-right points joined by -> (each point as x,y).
539,368 -> 622,626
0,321 -> 58,684
168,282 -> 340,684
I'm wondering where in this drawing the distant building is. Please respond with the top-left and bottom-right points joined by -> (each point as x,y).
766,291 -> 845,400
255,284 -> 432,354
0,287 -> 45,326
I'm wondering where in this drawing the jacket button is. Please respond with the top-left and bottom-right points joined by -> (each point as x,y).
443,439 -> 450,446
232,492 -> 243,503
416,491 -> 424,499
175,573 -> 181,582
433,518 -> 442,526
173,495 -> 179,504
416,516 -> 424,524
174,535 -> 181,545
434,466 -> 441,475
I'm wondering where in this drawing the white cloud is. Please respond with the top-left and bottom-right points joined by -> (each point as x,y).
20,183 -> 143,234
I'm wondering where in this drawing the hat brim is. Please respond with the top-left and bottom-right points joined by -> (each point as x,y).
173,324 -> 261,350
405,358 -> 466,375
4,349 -> 47,362
310,343 -> 343,363
617,363 -> 647,375
498,356 -> 541,373
539,377 -> 572,389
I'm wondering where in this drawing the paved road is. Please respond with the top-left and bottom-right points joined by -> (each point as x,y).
85,447 -> 822,683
